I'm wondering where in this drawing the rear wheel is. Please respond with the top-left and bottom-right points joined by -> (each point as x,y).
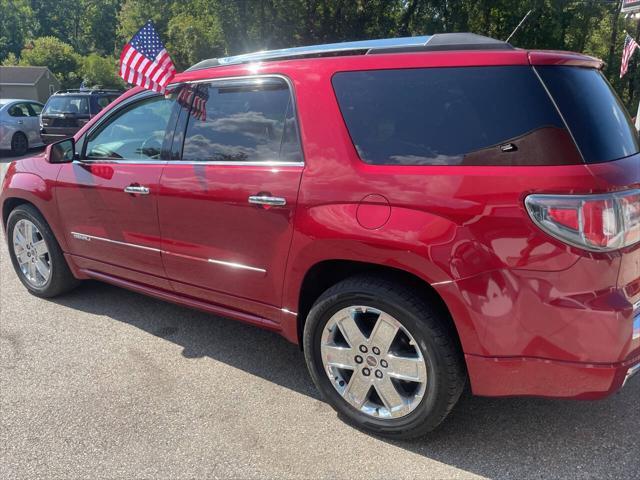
303,275 -> 465,439
10,132 -> 28,156
7,204 -> 79,297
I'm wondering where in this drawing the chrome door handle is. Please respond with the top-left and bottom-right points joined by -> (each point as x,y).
248,195 -> 286,207
124,185 -> 150,195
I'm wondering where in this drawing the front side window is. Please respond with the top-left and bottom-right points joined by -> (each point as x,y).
85,95 -> 174,160
181,77 -> 302,163
332,66 -> 581,166
43,96 -> 89,115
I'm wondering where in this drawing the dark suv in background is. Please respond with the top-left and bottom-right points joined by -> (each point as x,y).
40,88 -> 122,144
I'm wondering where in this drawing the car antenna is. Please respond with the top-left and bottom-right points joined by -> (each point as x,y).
506,9 -> 533,44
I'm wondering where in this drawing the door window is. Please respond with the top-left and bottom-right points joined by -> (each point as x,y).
8,103 -> 30,117
85,95 -> 174,160
180,77 -> 302,163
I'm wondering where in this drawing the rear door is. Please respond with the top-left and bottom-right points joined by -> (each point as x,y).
158,76 -> 304,315
56,92 -> 179,288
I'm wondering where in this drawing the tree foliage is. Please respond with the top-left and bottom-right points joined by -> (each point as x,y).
80,54 -> 125,88
4,0 -> 640,111
18,36 -> 80,88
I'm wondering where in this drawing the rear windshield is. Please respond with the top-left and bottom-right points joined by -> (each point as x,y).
536,66 -> 639,164
43,96 -> 90,115
332,66 -> 581,166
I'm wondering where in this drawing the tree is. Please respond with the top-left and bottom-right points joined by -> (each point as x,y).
166,13 -> 226,70
80,54 -> 124,88
0,0 -> 35,60
19,36 -> 80,88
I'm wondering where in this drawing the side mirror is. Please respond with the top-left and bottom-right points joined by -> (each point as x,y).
49,138 -> 76,164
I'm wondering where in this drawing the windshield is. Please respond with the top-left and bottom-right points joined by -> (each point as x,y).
43,96 -> 90,115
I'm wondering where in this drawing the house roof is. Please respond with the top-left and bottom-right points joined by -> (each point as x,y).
0,66 -> 56,85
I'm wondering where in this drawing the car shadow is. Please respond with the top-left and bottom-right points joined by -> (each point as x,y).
51,280 -> 639,479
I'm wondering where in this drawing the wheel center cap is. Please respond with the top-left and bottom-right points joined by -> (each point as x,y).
366,355 -> 377,367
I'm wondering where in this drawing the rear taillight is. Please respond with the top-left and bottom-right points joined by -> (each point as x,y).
525,190 -> 640,251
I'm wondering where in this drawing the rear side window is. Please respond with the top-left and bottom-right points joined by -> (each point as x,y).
537,66 -> 639,164
181,78 -> 302,163
332,66 -> 581,166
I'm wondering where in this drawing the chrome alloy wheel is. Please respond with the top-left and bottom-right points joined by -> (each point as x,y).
320,306 -> 427,419
12,219 -> 51,287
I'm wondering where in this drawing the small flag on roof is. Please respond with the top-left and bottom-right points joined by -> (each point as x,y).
120,20 -> 176,93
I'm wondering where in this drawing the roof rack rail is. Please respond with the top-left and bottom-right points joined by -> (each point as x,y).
186,33 -> 513,72
54,88 -> 122,94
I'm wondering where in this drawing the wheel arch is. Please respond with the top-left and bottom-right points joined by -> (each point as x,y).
295,260 -> 463,354
1,176 -> 68,252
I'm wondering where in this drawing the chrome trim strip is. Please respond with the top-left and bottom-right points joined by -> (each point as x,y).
71,231 -> 267,273
170,160 -> 304,167
208,258 -> 266,273
74,159 -> 168,165
431,279 -> 454,286
70,232 -> 162,253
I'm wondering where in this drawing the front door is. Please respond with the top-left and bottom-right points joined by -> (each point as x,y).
56,93 -> 177,287
158,77 -> 304,315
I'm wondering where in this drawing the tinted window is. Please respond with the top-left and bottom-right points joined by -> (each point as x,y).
332,66 -> 580,166
43,96 -> 90,115
181,78 -> 302,163
85,95 -> 174,160
537,66 -> 640,164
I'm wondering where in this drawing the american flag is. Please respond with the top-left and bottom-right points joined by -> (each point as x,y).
120,20 -> 176,93
177,84 -> 209,121
621,33 -> 639,79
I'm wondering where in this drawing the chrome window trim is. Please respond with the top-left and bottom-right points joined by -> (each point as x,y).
168,73 -> 306,166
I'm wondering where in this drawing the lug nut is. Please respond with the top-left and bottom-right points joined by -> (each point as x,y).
372,346 -> 380,355
355,355 -> 363,364
359,345 -> 368,353
362,367 -> 370,376
375,370 -> 383,379
380,359 -> 388,368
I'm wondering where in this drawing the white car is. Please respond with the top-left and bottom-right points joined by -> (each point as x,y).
0,99 -> 45,155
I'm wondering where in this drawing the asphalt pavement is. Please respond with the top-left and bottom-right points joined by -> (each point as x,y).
0,151 -> 638,479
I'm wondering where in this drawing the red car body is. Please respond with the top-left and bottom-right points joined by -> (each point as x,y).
2,46 -> 639,401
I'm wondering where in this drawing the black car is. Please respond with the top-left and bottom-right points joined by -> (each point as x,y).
40,89 -> 122,144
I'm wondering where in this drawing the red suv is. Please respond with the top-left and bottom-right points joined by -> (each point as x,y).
2,33 -> 639,438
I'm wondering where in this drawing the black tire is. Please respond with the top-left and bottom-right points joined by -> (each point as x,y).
303,275 -> 466,439
10,132 -> 28,156
7,204 -> 79,297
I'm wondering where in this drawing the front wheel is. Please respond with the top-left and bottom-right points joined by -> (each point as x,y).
7,204 -> 79,297
303,275 -> 465,439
